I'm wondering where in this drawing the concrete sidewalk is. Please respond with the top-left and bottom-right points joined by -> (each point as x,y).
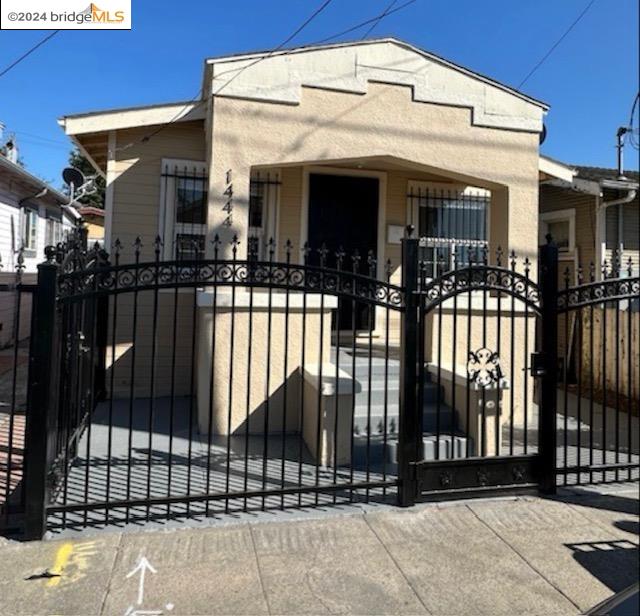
0,485 -> 637,615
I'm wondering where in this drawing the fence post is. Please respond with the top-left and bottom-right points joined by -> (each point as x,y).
538,235 -> 558,495
398,226 -> 420,507
23,252 -> 58,539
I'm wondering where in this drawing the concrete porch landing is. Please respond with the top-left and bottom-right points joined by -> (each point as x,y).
1,485 -> 637,615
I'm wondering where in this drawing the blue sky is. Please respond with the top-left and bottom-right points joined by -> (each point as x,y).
1,0 -> 638,187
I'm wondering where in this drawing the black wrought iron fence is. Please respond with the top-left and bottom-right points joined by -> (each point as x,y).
5,228 -> 638,540
556,258 -> 639,486
0,250 -> 33,537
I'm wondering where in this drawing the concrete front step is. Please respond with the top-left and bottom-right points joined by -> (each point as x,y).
351,432 -> 474,466
352,404 -> 457,434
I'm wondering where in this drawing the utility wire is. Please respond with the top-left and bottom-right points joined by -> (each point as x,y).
316,0 -> 416,44
0,30 -> 60,79
518,0 -> 597,88
213,0 -> 335,86
361,0 -> 399,39
627,92 -> 639,128
13,130 -> 69,145
128,0 -> 335,150
627,92 -> 640,150
120,0 -> 417,150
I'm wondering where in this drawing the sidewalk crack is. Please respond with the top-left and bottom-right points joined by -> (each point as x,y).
248,523 -> 272,616
99,531 -> 124,615
362,514 -> 433,615
467,505 -> 582,612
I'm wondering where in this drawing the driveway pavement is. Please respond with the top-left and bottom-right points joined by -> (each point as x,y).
0,484 -> 637,615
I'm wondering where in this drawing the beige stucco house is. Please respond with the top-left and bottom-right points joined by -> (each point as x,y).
60,38 -> 548,266
58,38 -> 551,458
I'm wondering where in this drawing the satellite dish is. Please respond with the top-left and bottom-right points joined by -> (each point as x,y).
539,123 -> 547,145
62,167 -> 85,189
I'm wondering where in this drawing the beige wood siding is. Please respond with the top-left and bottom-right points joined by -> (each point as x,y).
106,120 -> 206,398
111,120 -> 206,262
604,199 -> 640,274
539,184 -> 597,276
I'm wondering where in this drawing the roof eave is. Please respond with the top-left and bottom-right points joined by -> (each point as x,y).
0,155 -> 68,203
205,36 -> 550,111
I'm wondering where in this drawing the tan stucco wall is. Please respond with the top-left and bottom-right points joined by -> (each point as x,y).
208,82 -> 540,262
107,291 -> 199,399
196,303 -> 333,435
425,303 -> 538,435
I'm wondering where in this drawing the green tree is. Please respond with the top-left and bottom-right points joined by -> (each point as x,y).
65,149 -> 106,208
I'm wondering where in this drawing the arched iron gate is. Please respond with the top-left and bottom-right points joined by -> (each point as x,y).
24,236 -> 407,536
396,238 -> 558,504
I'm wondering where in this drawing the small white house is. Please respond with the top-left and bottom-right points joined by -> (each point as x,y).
0,153 -> 75,347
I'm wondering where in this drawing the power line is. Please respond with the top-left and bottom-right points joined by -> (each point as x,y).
15,137 -> 69,151
316,0 -> 416,44
13,130 -> 69,145
212,0 -> 335,87
120,0 -> 417,150
0,30 -> 60,79
518,0 -> 597,88
361,0 -> 399,40
627,92 -> 640,150
627,92 -> 639,127
128,0 -> 335,150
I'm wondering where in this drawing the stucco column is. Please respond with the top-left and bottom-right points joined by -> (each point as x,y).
489,187 -> 509,264
206,98 -> 251,260
506,177 -> 540,267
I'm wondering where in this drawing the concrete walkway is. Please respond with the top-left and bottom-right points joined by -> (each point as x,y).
0,485 -> 637,615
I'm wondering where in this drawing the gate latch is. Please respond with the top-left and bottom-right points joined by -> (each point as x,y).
77,332 -> 90,354
529,352 -> 546,377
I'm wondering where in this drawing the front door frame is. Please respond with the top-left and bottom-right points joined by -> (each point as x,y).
300,165 -> 387,281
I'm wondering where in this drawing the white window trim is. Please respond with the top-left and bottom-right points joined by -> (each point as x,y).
158,158 -> 207,260
21,207 -> 39,253
540,208 -> 576,253
45,212 -> 63,247
248,169 -> 281,257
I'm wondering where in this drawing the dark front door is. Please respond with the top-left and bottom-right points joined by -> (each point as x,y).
307,173 -> 379,330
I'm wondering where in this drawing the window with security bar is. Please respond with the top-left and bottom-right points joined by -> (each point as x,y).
408,182 -> 489,278
248,171 -> 280,259
160,160 -> 208,260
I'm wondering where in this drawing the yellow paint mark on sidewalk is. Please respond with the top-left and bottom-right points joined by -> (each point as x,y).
47,543 -> 74,587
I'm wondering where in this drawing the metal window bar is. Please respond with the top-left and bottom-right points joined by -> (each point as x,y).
161,164 -> 208,261
408,186 -> 489,278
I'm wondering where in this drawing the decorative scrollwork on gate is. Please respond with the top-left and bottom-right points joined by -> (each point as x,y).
57,259 -> 406,309
419,265 -> 540,312
558,276 -> 640,312
467,348 -> 503,387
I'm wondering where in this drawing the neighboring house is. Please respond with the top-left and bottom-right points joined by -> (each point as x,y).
538,155 -> 639,282
539,156 -> 639,399
0,154 -> 75,347
78,206 -> 105,246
